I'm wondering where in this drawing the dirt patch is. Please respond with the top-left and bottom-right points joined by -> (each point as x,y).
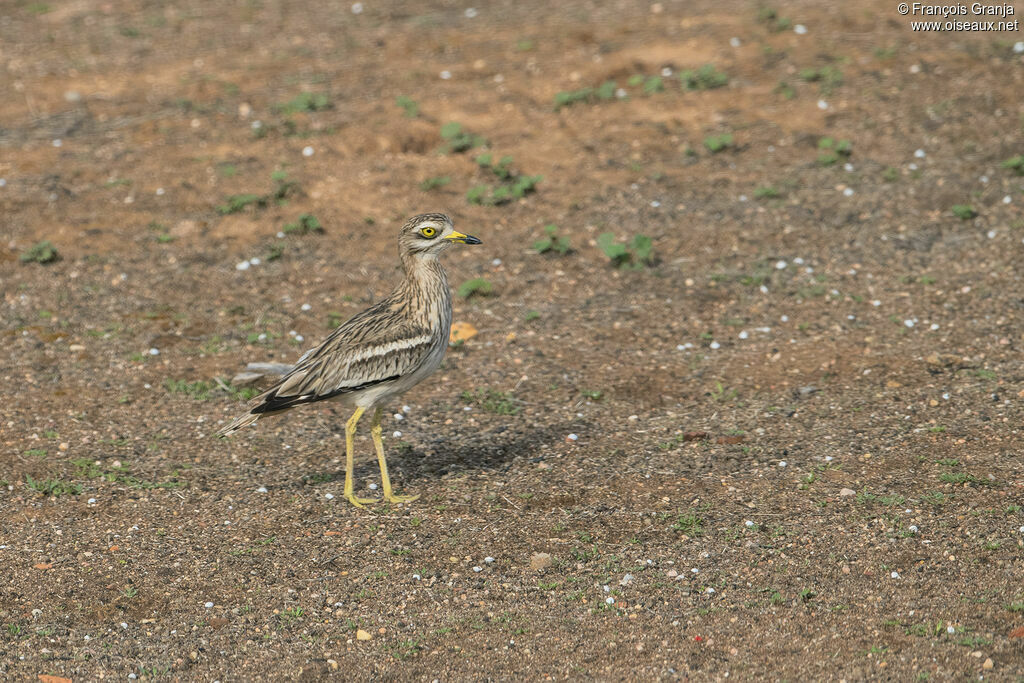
2,0 -> 1023,679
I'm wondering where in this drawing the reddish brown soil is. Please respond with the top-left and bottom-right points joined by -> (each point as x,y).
2,0 -> 1023,680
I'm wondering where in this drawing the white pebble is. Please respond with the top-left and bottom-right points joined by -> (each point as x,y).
775,260 -> 787,270
709,341 -> 720,350
705,587 -> 716,594
615,88 -> 627,99
485,556 -> 495,563
88,498 -> 97,504
660,67 -> 673,77
235,261 -> 250,271
843,163 -> 854,172
780,315 -> 789,322
1003,195 -> 1012,204
351,2 -> 363,13
738,194 -> 748,202
871,300 -> 881,307
908,163 -> 918,171
793,257 -> 804,264
394,413 -> 404,421
0,179 -> 6,187
301,303 -> 312,311
402,405 -> 411,413
605,597 -> 615,605
650,200 -> 661,208
473,566 -> 482,572
155,187 -> 165,196
277,231 -> 285,238
890,571 -> 900,579
257,486 -> 268,493
464,7 -> 478,18
738,331 -> 748,340
987,230 -> 997,239
393,431 -> 402,438
947,625 -> 956,634
302,146 -> 314,157
249,257 -> 261,266
824,455 -> 833,462
817,99 -> 828,110
1014,41 -> 1024,53
930,323 -> 939,331
412,574 -> 421,580
324,493 -> 334,500
745,520 -> 755,527
794,24 -> 807,34
904,319 -> 914,328
368,483 -> 378,490
204,602 -> 214,608
914,149 -> 926,158
778,461 -> 787,467
759,285 -> 769,294
908,525 -> 918,533
980,175 -> 988,183
567,433 -> 579,441
148,347 -> 160,356
491,258 -> 502,266
53,139 -> 63,147
729,37 -> 741,47
121,622 -> 128,629
294,335 -> 304,342
257,333 -> 267,341
691,567 -> 699,574
440,70 -> 452,80
843,188 -> 854,197
942,392 -> 950,400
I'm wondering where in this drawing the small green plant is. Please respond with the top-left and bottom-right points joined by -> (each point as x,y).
817,137 -> 852,165
439,122 -> 487,153
799,66 -> 843,94
277,92 -> 330,114
457,278 -> 493,299
395,95 -> 419,118
799,588 -> 816,602
533,224 -> 571,255
419,176 -> 451,191
25,474 -> 81,497
703,133 -> 733,153
774,81 -> 796,99
672,513 -> 704,536
524,310 -> 540,322
882,166 -> 899,182
758,6 -> 792,31
596,232 -> 654,269
20,240 -> 59,264
642,75 -> 664,94
1001,154 -> 1024,175
461,388 -> 520,415
25,449 -> 47,458
553,80 -> 617,110
282,213 -> 323,235
123,586 -> 138,599
680,65 -> 728,90
754,185 -> 781,199
217,193 -> 263,215
164,379 -> 213,400
951,205 -> 977,220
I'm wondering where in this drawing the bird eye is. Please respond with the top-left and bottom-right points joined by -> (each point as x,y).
420,227 -> 437,238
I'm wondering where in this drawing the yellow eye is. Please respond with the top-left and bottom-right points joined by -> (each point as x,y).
421,227 -> 436,238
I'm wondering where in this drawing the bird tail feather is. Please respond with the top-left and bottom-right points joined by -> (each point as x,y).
215,411 -> 260,437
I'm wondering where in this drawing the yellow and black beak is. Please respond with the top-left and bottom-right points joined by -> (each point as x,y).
444,231 -> 482,245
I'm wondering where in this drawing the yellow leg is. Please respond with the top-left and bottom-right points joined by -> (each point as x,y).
343,406 -> 378,508
371,407 -> 419,504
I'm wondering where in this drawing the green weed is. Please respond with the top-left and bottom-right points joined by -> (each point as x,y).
457,278 -> 493,299
596,232 -> 654,269
20,241 -> 59,264
680,65 -> 728,90
533,224 -> 571,255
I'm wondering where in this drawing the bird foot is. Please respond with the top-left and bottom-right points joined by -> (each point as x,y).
345,492 -> 380,508
384,493 -> 420,504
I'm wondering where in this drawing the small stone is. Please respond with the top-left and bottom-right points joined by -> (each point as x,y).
69,344 -> 85,352
840,488 -> 856,497
356,629 -> 372,641
982,658 -> 993,669
231,372 -> 264,386
529,552 -> 552,571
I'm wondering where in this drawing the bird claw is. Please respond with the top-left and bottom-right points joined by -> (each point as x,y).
345,493 -> 380,508
384,493 -> 420,504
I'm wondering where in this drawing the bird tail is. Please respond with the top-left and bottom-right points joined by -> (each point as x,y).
215,411 -> 261,437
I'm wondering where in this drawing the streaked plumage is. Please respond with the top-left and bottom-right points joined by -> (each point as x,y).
217,213 -> 482,506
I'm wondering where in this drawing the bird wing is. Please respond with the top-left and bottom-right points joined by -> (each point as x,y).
248,303 -> 437,413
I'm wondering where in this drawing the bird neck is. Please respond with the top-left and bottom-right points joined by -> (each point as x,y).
398,252 -> 451,323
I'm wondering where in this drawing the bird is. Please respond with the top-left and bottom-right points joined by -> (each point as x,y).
217,213 -> 482,507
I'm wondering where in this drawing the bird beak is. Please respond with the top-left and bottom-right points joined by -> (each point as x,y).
444,231 -> 482,245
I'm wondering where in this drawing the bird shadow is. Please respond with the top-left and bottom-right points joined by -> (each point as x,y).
387,420 -> 578,483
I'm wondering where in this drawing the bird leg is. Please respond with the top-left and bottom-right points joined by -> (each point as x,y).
343,406 -> 378,507
371,407 -> 419,504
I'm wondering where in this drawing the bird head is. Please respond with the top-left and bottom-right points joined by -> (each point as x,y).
398,213 -> 481,258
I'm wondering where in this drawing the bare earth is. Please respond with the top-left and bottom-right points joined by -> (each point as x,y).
2,0 -> 1023,679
